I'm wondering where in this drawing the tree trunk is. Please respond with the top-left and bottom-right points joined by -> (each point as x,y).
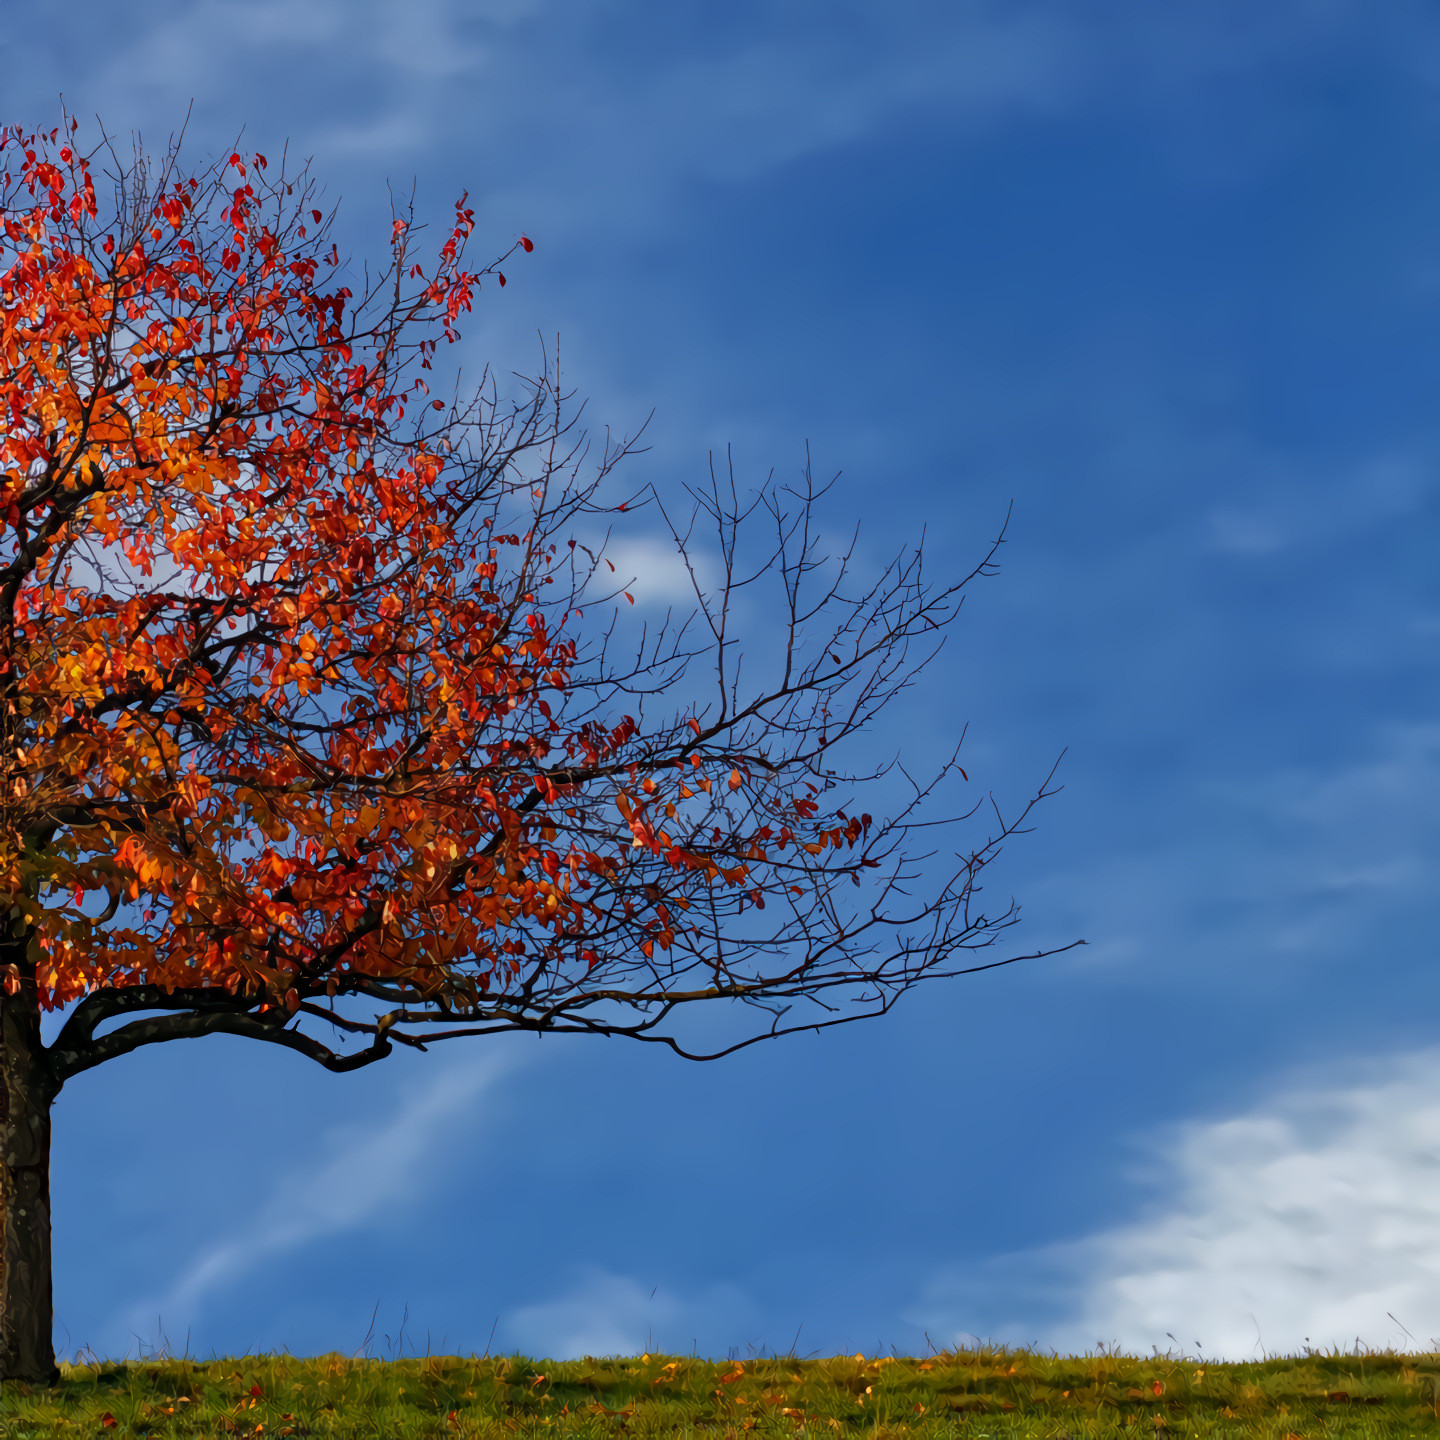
0,947 -> 59,1386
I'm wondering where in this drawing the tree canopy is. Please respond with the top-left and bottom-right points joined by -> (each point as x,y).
0,118 -> 1072,1384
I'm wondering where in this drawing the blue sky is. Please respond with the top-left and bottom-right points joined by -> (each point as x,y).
8,0 -> 1440,1363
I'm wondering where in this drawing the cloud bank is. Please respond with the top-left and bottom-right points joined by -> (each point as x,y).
912,1048 -> 1440,1358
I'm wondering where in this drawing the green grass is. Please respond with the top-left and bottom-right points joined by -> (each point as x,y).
4,1347 -> 1440,1438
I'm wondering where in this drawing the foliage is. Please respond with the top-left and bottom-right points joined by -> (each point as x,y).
4,1347 -> 1440,1437
0,115 -> 1070,1081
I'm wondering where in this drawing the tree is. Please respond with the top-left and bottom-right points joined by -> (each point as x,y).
0,119 -> 1074,1386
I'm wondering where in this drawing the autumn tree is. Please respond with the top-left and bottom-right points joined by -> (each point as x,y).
0,120 -> 1073,1386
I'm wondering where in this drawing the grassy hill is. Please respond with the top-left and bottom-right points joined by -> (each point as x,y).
4,1346 -> 1438,1437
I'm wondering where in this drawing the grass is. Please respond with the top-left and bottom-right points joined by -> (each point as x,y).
4,1346 -> 1440,1438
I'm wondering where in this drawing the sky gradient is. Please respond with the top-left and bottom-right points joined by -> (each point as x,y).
7,0 -> 1440,1364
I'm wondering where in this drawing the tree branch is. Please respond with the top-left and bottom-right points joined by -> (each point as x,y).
50,1000 -> 393,1083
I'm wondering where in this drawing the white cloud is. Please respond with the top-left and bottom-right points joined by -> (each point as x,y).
505,1267 -> 756,1359
596,535 -> 713,608
110,1050 -> 525,1348
911,1048 -> 1440,1358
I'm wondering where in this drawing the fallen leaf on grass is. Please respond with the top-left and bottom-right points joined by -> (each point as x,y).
586,1401 -> 636,1420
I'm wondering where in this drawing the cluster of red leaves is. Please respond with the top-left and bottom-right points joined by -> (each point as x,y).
0,124 -> 870,1022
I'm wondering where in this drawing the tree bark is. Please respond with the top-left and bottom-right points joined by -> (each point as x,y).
0,944 -> 59,1386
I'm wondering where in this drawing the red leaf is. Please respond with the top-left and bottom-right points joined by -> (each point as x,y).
498,272 -> 506,286
311,209 -> 323,223
687,718 -> 702,737
520,235 -> 534,252
102,1415 -> 117,1429
729,770 -> 743,790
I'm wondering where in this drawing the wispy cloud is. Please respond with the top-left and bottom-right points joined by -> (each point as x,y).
16,1 -> 1427,243
910,1047 -> 1440,1358
41,0 -> 1079,211
1201,451 -> 1432,559
105,1050 -> 526,1353
1025,721 -> 1440,984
